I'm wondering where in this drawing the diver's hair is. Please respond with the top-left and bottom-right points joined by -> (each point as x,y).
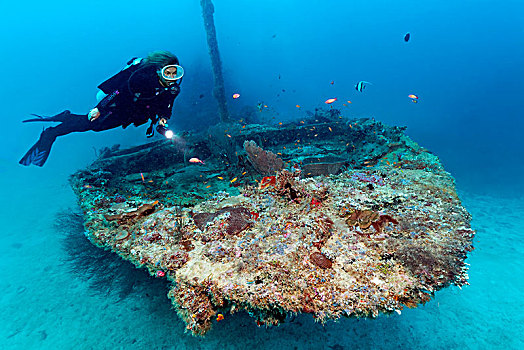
144,50 -> 179,68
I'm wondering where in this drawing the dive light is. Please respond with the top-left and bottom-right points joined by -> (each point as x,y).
156,124 -> 174,139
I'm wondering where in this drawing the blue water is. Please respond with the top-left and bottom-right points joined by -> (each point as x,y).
1,0 -> 523,348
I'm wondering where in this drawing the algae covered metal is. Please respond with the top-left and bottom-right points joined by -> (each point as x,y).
70,112 -> 475,335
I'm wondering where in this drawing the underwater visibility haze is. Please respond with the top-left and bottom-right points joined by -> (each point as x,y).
0,0 -> 523,349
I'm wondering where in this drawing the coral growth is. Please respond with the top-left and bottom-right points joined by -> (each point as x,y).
104,201 -> 159,226
310,252 -> 333,269
345,209 -> 398,234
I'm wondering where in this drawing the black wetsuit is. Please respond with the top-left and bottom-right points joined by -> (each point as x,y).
19,58 -> 181,166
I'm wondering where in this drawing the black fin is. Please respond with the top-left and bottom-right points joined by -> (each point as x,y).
22,110 -> 72,123
19,130 -> 56,167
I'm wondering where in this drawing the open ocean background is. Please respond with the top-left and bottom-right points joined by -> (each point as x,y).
0,0 -> 523,349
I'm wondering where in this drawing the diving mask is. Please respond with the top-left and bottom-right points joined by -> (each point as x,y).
159,65 -> 184,82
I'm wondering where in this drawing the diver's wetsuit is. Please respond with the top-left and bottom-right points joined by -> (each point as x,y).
19,58 -> 181,167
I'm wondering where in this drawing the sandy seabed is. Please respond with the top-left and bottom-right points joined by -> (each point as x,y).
1,165 -> 522,350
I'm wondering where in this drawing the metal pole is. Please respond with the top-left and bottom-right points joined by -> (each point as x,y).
200,0 -> 229,122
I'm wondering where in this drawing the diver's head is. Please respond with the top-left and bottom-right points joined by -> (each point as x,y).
145,50 -> 184,86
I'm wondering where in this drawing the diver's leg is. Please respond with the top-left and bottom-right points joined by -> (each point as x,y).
20,113 -> 122,166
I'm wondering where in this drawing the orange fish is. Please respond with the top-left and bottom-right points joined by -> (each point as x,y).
408,94 -> 418,99
325,98 -> 337,104
140,173 -> 145,182
296,104 -> 301,108
347,100 -> 352,103
232,93 -> 240,99
216,314 -> 224,322
230,177 -> 237,183
189,157 -> 205,164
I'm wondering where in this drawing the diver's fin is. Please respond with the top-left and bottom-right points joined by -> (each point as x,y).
19,130 -> 56,167
19,143 -> 51,167
22,110 -> 72,123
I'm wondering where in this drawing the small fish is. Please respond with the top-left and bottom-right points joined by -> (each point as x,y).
216,314 -> 224,322
83,184 -> 92,189
296,104 -> 301,108
347,100 -> 352,103
355,81 -> 372,92
408,94 -> 419,99
140,173 -> 145,182
257,102 -> 264,111
199,94 -> 204,98
325,98 -> 337,104
189,157 -> 205,164
230,177 -> 237,183
226,134 -> 232,138
404,33 -> 410,42
330,80 -> 334,85
242,171 -> 247,175
411,99 -> 418,103
217,176 -> 223,180
206,185 -> 211,188
328,127 -> 333,132
232,93 -> 240,99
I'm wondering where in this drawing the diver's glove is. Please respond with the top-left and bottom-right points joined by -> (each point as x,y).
88,108 -> 101,122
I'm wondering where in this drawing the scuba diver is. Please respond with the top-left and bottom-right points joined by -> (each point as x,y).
19,50 -> 184,167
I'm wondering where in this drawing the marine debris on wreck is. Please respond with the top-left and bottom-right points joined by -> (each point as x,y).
70,109 -> 475,336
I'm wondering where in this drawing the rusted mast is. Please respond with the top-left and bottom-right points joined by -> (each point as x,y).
200,0 -> 229,122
